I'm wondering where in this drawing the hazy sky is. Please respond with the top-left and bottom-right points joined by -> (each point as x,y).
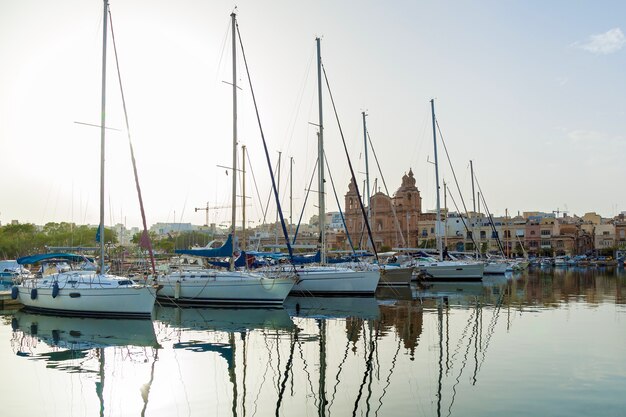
1,0 -> 624,229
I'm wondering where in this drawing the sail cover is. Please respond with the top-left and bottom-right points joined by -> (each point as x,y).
175,234 -> 236,258
17,253 -> 93,265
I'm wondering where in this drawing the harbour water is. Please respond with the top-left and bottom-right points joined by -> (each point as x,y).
1,268 -> 624,417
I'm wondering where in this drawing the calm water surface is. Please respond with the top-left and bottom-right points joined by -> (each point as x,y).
1,268 -> 625,417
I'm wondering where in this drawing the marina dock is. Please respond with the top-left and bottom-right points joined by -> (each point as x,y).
0,290 -> 21,311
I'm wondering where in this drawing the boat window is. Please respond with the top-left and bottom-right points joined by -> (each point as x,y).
117,280 -> 133,286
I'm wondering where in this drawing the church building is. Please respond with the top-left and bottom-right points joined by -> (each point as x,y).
344,169 -> 423,250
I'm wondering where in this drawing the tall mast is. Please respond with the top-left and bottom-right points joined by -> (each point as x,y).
362,111 -> 370,224
430,99 -> 443,260
242,145 -> 246,251
290,156 -> 293,235
316,37 -> 326,264
230,12 -> 237,271
444,180 -> 448,250
99,0 -> 108,273
275,151 -> 282,246
470,160 -> 476,214
470,160 -> 478,256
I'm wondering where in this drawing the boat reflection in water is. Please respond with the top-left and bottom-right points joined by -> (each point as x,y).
11,311 -> 158,351
9,311 -> 158,416
3,269 -> 623,416
284,295 -> 381,320
148,297 -> 394,416
154,304 -> 296,333
151,305 -> 296,416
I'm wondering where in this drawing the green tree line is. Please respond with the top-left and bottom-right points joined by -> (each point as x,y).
0,222 -> 116,259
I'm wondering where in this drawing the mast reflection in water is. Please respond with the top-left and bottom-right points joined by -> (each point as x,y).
1,268 -> 625,417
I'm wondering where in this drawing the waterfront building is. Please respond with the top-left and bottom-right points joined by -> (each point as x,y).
595,223 -> 616,250
615,216 -> 626,248
344,169 -> 422,250
445,212 -> 471,252
525,218 -> 541,256
538,217 -> 556,256
582,212 -> 602,225
553,223 -> 579,256
326,212 -> 344,231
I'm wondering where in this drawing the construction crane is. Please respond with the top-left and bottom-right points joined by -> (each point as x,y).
194,203 -> 210,226
194,202 -> 250,227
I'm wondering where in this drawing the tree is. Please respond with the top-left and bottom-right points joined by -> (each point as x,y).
0,223 -> 40,258
0,222 -> 117,259
132,231 -> 158,245
481,241 -> 489,255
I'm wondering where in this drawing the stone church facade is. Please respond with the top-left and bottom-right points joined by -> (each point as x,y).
344,169 -> 423,250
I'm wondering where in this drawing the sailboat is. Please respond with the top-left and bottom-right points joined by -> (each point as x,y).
409,100 -> 484,281
348,113 -> 412,286
12,0 -> 155,318
154,13 -> 295,306
270,38 -> 379,296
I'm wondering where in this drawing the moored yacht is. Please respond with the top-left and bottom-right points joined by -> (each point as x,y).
13,253 -> 155,318
328,261 -> 412,286
261,37 -> 380,296
284,264 -> 379,295
11,3 -> 156,319
483,260 -> 509,274
156,261 -> 295,306
409,256 -> 484,281
156,14 -> 295,306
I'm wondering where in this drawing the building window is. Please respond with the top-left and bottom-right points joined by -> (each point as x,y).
480,231 -> 486,239
540,230 -> 551,236
556,241 -> 564,248
530,230 -> 536,235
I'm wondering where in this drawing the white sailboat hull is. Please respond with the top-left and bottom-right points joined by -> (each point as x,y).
331,262 -> 412,286
156,270 -> 295,306
284,266 -> 380,295
483,262 -> 509,274
16,273 -> 156,318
